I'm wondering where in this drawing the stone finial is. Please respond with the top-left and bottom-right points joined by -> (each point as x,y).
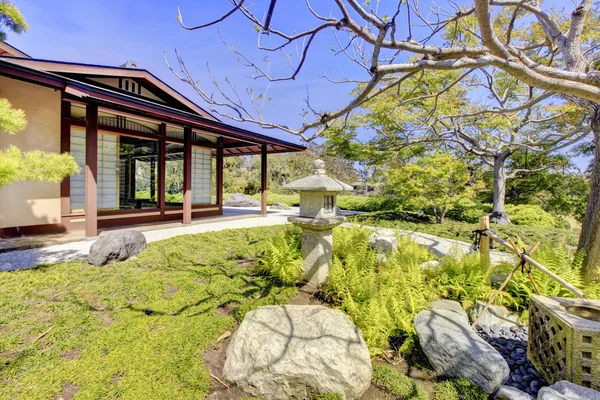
313,159 -> 326,175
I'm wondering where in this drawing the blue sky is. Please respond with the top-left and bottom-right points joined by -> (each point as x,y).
7,0 -> 591,169
8,0 -> 368,146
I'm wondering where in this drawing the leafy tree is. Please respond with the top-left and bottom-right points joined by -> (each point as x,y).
386,153 -> 482,223
172,0 -> 600,279
0,6 -> 78,187
0,1 -> 26,41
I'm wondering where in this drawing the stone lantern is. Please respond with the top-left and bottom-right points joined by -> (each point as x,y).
283,159 -> 353,287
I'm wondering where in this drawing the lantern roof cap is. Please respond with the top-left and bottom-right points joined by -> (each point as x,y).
282,159 -> 354,192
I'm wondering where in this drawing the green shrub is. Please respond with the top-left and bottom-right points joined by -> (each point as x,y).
434,377 -> 488,400
351,210 -> 434,224
326,228 -> 435,355
446,201 -> 492,223
349,214 -> 579,249
246,192 -> 300,206
337,195 -> 404,212
505,204 -> 559,227
372,365 -> 428,400
258,227 -> 303,285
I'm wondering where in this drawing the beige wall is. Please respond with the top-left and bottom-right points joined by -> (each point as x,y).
0,76 -> 62,228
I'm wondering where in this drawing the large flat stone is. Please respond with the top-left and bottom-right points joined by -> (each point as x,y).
414,308 -> 509,393
223,305 -> 371,400
428,299 -> 469,325
223,193 -> 261,207
548,380 -> 600,400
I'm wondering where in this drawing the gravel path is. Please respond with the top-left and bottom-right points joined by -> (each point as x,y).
1,209 -> 514,271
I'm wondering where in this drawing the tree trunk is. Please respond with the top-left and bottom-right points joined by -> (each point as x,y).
579,119 -> 600,282
491,154 -> 511,225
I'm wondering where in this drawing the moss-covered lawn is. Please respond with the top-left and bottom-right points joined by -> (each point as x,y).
0,227 -> 295,400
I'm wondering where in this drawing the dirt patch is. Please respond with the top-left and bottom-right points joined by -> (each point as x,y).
216,304 -> 237,316
57,383 -> 79,400
288,284 -> 323,306
203,332 -> 250,400
98,313 -> 113,327
62,348 -> 80,360
165,284 -> 179,299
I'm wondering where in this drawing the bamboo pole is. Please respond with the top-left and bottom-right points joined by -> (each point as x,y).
479,216 -> 491,272
485,229 -> 587,300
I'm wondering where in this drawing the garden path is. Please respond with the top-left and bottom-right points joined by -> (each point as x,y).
0,207 -> 512,271
344,223 -> 515,265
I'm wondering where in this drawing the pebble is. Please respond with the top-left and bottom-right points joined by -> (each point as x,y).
475,324 -> 547,397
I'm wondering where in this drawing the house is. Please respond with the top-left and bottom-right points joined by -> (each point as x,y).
0,42 -> 305,238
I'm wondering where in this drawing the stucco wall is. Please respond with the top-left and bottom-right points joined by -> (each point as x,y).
0,76 -> 62,228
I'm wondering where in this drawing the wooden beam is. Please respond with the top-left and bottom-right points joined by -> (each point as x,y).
261,144 -> 267,217
158,123 -> 166,213
183,126 -> 192,224
60,99 -> 71,217
85,104 -> 98,237
217,138 -> 224,210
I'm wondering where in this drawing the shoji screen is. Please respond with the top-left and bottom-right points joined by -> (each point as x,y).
191,147 -> 212,204
97,133 -> 119,210
69,128 -> 86,212
69,128 -> 119,212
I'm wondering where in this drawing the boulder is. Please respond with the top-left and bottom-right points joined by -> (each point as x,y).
270,202 -> 292,210
542,381 -> 600,400
494,385 -> 532,400
88,230 -> 147,266
223,193 -> 261,207
537,387 -> 570,400
467,300 -> 519,328
223,305 -> 371,400
490,211 -> 511,225
428,299 -> 469,325
368,229 -> 397,261
414,308 -> 509,393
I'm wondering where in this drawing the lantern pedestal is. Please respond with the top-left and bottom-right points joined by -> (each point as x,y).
288,216 -> 345,287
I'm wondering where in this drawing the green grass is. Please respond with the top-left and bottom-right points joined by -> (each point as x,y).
350,210 -> 579,249
0,227 -> 296,400
372,365 -> 428,400
434,377 -> 488,400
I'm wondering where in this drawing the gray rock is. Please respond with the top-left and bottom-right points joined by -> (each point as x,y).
223,305 -> 371,400
494,385 -> 532,400
428,299 -> 469,325
368,229 -> 397,261
549,380 -> 600,400
537,387 -> 570,400
88,230 -> 147,266
490,211 -> 511,225
223,193 -> 261,207
468,300 -> 520,328
414,308 -> 509,393
419,260 -> 441,270
270,202 -> 292,210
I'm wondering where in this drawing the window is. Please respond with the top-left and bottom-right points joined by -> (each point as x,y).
165,143 -> 184,207
324,195 -> 335,213
69,127 -> 159,212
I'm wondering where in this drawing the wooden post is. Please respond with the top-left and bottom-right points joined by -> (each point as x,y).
60,100 -> 71,217
85,104 -> 98,238
183,127 -> 192,224
216,138 -> 224,211
158,124 -> 166,213
480,215 -> 490,271
261,144 -> 267,217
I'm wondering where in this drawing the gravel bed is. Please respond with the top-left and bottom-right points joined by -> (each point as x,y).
476,324 -> 547,397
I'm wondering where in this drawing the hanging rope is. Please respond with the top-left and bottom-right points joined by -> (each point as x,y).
471,229 -> 487,251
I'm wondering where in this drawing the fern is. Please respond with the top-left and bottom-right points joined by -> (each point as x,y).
325,229 -> 435,355
258,227 -> 303,285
